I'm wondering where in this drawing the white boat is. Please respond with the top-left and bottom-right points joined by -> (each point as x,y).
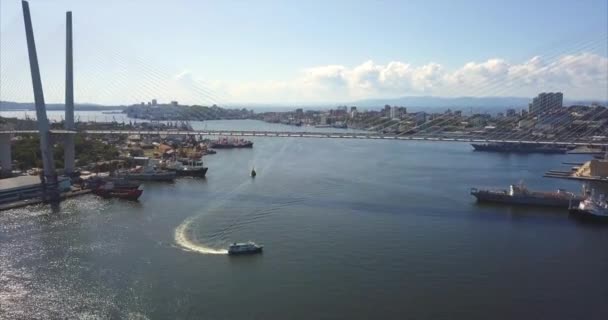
165,158 -> 208,177
228,241 -> 263,255
569,193 -> 608,223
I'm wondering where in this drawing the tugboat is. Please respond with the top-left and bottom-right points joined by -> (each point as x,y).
569,194 -> 608,223
470,182 -> 582,208
251,168 -> 256,177
228,241 -> 263,255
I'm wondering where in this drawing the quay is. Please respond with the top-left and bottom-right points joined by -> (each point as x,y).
545,159 -> 608,183
0,187 -> 91,211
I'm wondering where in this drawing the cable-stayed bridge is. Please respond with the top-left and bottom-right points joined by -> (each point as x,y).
1,128 -> 606,147
1,0 -> 607,181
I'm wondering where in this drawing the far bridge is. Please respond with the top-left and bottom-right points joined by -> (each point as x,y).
1,129 -> 607,147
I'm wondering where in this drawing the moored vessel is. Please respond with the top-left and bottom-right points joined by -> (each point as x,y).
120,157 -> 176,182
165,158 -> 208,177
569,194 -> 608,223
471,143 -> 571,154
92,181 -> 143,201
210,137 -> 253,149
470,182 -> 582,208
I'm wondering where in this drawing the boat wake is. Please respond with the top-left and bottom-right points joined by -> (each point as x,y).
174,217 -> 228,255
174,139 -> 290,255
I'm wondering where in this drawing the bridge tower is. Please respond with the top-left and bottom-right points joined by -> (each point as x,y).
64,11 -> 75,175
0,133 -> 11,177
22,1 -> 58,191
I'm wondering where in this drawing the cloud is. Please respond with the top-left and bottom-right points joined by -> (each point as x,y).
196,52 -> 608,104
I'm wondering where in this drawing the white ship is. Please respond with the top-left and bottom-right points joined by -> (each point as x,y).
228,241 -> 263,255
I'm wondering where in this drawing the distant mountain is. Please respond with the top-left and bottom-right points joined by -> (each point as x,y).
0,101 -> 123,111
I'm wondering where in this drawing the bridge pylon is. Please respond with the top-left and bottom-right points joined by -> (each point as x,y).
64,11 -> 75,175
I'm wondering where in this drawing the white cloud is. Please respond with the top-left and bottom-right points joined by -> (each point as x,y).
212,52 -> 607,103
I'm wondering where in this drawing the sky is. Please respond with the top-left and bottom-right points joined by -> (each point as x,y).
1,0 -> 607,106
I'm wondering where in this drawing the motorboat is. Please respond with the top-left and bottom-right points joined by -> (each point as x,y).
228,241 -> 263,255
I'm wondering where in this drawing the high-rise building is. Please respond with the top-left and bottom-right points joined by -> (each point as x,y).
152,99 -> 158,106
529,92 -> 563,114
390,106 -> 400,119
295,108 -> 304,118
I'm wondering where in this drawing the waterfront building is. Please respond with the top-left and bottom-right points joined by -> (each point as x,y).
414,112 -> 427,124
536,112 -> 571,131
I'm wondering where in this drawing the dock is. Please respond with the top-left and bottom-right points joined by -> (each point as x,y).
545,159 -> 608,183
0,189 -> 91,211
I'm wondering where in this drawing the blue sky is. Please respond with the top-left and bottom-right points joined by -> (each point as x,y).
1,0 -> 607,105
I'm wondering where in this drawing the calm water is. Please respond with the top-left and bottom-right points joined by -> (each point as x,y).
1,132 -> 607,319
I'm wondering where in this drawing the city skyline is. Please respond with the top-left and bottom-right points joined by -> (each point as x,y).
1,0 -> 607,105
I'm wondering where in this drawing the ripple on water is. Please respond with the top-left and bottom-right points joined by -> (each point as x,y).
0,195 -> 149,319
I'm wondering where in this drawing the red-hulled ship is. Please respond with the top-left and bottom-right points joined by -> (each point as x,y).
92,181 -> 143,201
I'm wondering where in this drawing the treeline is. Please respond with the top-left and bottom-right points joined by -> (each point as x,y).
12,134 -> 119,170
124,104 -> 252,121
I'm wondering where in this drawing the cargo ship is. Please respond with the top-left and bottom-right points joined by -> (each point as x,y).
471,143 -> 571,154
470,183 -> 582,208
210,137 -> 253,149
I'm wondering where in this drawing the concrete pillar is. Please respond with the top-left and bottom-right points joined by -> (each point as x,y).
64,11 -> 75,174
22,1 -> 57,186
0,134 -> 11,177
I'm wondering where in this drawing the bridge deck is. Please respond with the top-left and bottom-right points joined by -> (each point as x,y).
1,129 -> 607,147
